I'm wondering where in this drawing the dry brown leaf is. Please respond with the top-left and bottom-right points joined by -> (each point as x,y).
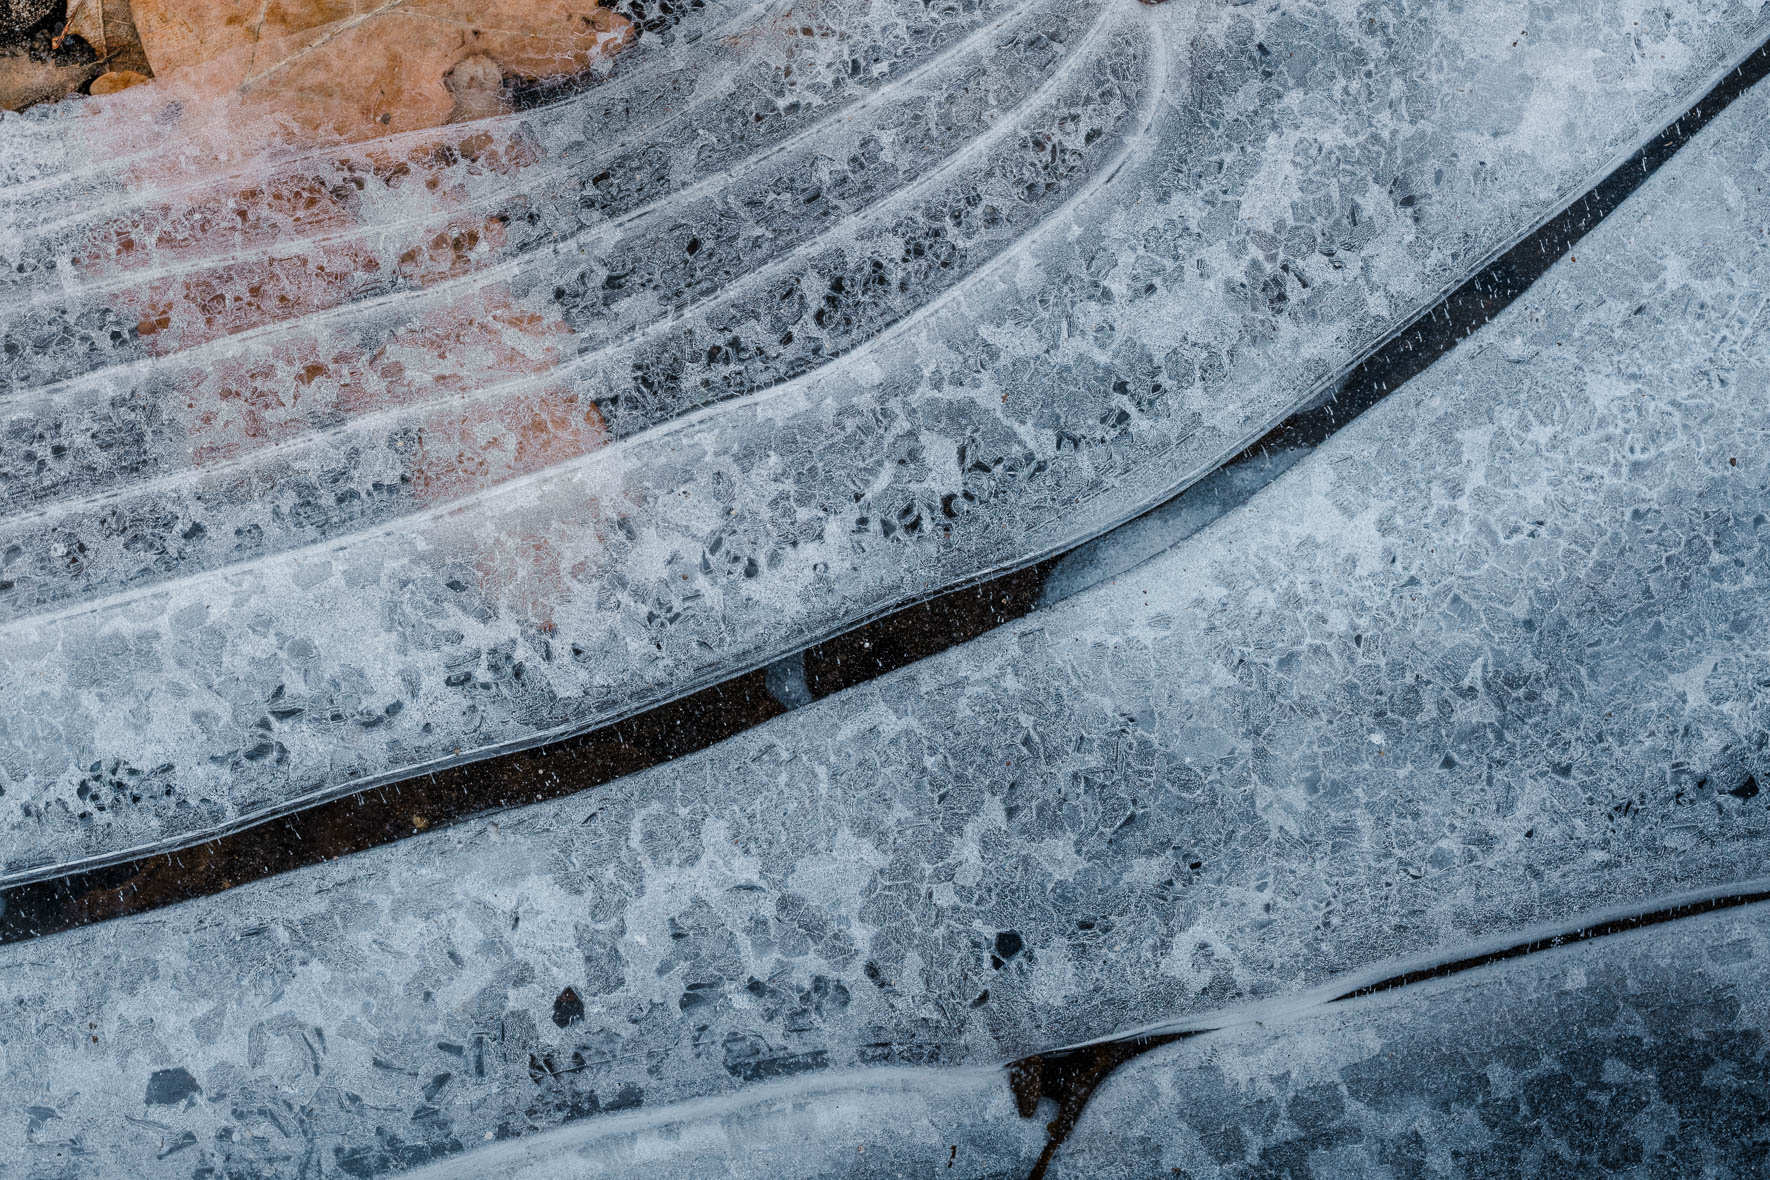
0,50 -> 98,109
89,67 -> 149,93
2,0 -> 150,109
129,0 -> 632,144
130,0 -> 362,74
57,0 -> 104,57
54,0 -> 103,55
99,0 -> 154,76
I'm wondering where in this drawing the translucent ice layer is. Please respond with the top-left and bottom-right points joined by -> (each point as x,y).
3,65 -> 1767,1178
1051,910 -> 1770,1179
398,902 -> 1770,1179
2,0 -> 1766,880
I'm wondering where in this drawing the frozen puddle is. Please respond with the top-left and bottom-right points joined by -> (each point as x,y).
3,59 -> 1768,1176
400,899 -> 1770,1179
2,0 -> 1766,881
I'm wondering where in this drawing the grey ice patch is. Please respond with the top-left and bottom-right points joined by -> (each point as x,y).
142,1068 -> 200,1107
764,652 -> 815,710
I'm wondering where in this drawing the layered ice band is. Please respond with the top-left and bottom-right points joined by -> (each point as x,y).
2,1 -> 1766,879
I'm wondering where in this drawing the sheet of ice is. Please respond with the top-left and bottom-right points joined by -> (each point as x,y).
397,902 -> 1770,1178
3,67 -> 1768,1178
1051,906 -> 1770,1178
2,0 -> 1765,881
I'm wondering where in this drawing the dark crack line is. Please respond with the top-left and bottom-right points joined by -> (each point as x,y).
1009,1029 -> 1206,1180
1328,885 -> 1770,1003
4,28 -> 1768,945
1206,21 -> 1770,485
0,561 -> 1056,942
1007,886 -> 1770,1179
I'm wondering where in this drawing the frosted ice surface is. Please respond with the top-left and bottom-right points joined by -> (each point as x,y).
393,903 -> 1770,1178
3,63 -> 1768,1179
1052,903 -> 1770,1178
1,0 -> 1766,880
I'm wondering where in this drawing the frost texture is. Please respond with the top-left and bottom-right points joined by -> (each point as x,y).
1050,910 -> 1770,1179
3,69 -> 1768,1178
0,0 -> 1765,878
411,904 -> 1770,1178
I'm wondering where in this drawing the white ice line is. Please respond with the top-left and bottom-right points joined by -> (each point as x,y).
395,877 -> 1770,1179
0,0 -> 789,301
0,0 -> 770,206
1051,875 -> 1770,1048
0,0 -> 1039,308
0,0 -> 1060,403
0,17 -> 1162,888
399,1065 -> 1015,1180
0,0 -> 1117,541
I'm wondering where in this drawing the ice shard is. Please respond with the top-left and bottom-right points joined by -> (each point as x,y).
2,58 -> 1767,1178
1,0 -> 1766,880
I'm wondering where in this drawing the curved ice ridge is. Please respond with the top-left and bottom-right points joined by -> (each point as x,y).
0,0 -> 1136,597
0,0 -> 759,206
